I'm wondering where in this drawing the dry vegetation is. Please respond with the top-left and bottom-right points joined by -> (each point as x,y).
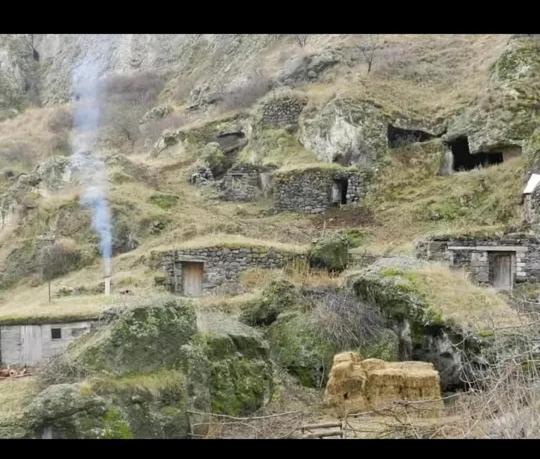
0,105 -> 72,174
407,264 -> 523,332
360,145 -> 525,254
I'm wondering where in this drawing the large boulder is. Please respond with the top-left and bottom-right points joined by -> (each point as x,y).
308,233 -> 350,273
16,296 -> 275,438
348,258 -> 521,389
299,97 -> 388,167
198,312 -> 273,415
239,279 -> 305,326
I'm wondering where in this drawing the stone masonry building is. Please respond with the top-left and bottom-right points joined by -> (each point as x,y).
154,241 -> 306,296
219,163 -> 277,202
416,233 -> 540,290
272,165 -> 371,214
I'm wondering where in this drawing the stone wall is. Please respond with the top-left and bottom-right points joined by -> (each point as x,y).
218,164 -> 276,202
260,92 -> 307,129
416,234 -> 540,286
0,320 -> 97,367
272,167 -> 370,214
156,246 -> 306,295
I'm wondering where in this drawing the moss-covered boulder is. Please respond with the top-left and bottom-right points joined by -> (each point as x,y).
197,312 -> 273,416
267,311 -> 335,388
347,258 -> 521,389
308,233 -> 350,272
239,279 -> 306,326
25,383 -> 124,439
60,297 -> 197,377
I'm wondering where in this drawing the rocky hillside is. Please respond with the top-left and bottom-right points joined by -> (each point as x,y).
0,34 -> 539,439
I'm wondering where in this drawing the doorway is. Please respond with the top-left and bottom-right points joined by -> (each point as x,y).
182,262 -> 204,297
332,179 -> 348,205
491,252 -> 513,291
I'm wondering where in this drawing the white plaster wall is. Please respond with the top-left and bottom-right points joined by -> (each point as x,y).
0,321 -> 94,367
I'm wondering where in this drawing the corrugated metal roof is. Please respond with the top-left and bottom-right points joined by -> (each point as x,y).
523,174 -> 540,194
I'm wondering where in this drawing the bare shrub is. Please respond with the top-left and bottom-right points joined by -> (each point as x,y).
98,71 -> 164,104
445,315 -> 540,438
356,34 -> 380,74
311,290 -> 386,349
95,72 -> 166,152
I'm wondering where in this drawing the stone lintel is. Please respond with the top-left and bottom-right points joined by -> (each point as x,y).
448,246 -> 527,252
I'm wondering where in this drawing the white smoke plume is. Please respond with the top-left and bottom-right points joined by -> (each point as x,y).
70,49 -> 113,277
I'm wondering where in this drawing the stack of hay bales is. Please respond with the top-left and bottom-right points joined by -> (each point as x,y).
324,352 -> 443,417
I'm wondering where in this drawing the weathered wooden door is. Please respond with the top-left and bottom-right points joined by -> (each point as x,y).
20,325 -> 43,365
183,262 -> 204,297
493,253 -> 512,290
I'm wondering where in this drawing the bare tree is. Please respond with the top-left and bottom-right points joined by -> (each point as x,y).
357,34 -> 379,74
294,35 -> 309,48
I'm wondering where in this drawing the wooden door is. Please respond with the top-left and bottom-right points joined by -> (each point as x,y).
183,262 -> 204,297
493,253 -> 512,290
20,325 -> 42,365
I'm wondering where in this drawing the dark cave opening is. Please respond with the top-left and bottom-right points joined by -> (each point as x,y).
449,136 -> 503,172
387,124 -> 434,148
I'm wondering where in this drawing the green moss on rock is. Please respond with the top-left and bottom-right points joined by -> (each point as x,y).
267,311 -> 336,387
198,312 -> 273,416
308,233 -> 350,273
49,296 -> 198,378
239,279 -> 305,326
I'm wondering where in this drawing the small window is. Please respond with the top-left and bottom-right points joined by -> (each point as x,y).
51,328 -> 62,340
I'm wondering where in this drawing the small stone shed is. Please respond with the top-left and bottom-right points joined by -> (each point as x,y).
153,238 -> 307,296
0,320 -> 96,367
219,163 -> 277,202
260,91 -> 307,129
272,164 -> 371,214
416,234 -> 540,290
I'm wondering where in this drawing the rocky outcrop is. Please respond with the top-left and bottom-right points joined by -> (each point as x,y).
324,352 -> 442,417
197,312 -> 273,415
445,36 -> 540,154
0,34 -> 39,110
11,296 -> 275,439
300,97 -> 388,167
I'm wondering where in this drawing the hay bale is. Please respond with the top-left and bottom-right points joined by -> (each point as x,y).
324,352 -> 443,418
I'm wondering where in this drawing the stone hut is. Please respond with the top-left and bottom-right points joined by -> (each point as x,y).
153,238 -> 307,296
0,320 -> 96,367
260,91 -> 307,129
272,164 -> 371,214
219,163 -> 277,202
416,233 -> 540,290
